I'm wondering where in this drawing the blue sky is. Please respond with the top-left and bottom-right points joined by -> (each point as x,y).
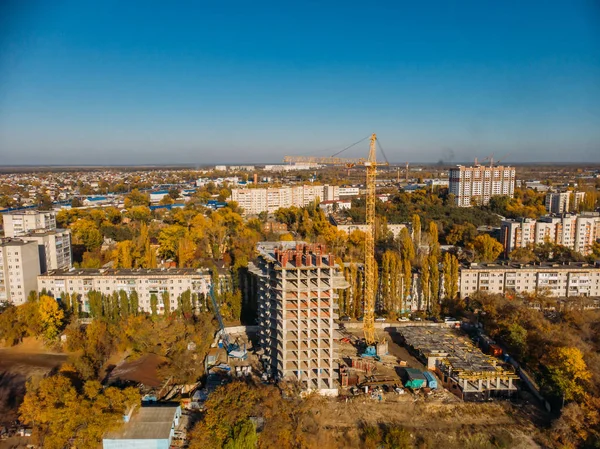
1,0 -> 599,165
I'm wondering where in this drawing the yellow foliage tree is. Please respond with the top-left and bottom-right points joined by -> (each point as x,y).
38,295 -> 64,341
544,346 -> 592,401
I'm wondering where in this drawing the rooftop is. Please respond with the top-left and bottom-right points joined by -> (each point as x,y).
464,261 -> 600,270
104,405 -> 179,440
41,267 -> 214,277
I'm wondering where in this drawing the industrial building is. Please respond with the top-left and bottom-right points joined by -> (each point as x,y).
103,405 -> 182,449
398,326 -> 518,401
449,164 -> 515,207
249,242 -> 349,396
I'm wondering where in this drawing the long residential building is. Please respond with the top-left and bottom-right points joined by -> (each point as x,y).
449,164 -> 515,207
230,185 -> 339,215
2,210 -> 57,237
38,268 -> 229,314
0,240 -> 41,305
248,242 -> 349,396
459,261 -> 600,298
501,213 -> 600,257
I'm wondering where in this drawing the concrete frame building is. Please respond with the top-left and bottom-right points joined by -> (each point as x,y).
449,165 -> 515,207
2,210 -> 57,237
399,326 -> 518,401
249,242 -> 349,396
38,268 -> 228,314
230,185 -> 340,215
0,240 -> 41,305
459,261 -> 600,298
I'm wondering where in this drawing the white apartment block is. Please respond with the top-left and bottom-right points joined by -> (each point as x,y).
501,213 -> 600,257
38,268 -> 227,314
545,191 -> 585,214
249,242 -> 349,395
338,187 -> 360,197
0,240 -> 41,305
20,229 -> 72,273
459,261 -> 600,298
449,165 -> 515,207
230,185 -> 339,215
2,210 -> 57,237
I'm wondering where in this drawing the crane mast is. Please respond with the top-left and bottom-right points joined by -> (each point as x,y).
363,133 -> 377,345
284,133 -> 387,348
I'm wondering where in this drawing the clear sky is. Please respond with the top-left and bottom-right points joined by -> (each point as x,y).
1,0 -> 599,165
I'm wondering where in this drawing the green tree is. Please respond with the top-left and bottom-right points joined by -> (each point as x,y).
124,189 -> 150,208
162,291 -> 171,316
150,293 -> 158,316
543,346 -> 591,401
223,419 -> 257,449
129,290 -> 139,315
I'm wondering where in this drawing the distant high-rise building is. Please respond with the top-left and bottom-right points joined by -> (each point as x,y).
0,240 -> 41,305
449,165 -> 515,207
2,210 -> 57,237
230,185 -> 339,215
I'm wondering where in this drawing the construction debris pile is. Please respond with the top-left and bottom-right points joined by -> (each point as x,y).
398,326 -> 519,401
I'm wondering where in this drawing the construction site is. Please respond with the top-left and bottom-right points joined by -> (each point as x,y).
397,326 -> 519,401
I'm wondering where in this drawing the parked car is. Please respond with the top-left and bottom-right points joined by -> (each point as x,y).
339,316 -> 351,322
375,317 -> 386,322
397,317 -> 410,322
357,316 -> 364,322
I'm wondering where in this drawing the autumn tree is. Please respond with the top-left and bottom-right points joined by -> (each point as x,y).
19,375 -> 139,449
150,293 -> 158,316
39,295 -> 65,341
162,291 -> 171,316
469,234 -> 503,262
543,346 -> 592,401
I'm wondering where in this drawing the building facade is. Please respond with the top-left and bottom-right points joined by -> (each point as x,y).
501,213 -> 600,257
449,165 -> 515,207
38,268 -> 227,314
0,240 -> 41,305
248,242 -> 349,395
545,191 -> 585,214
2,210 -> 57,237
459,261 -> 600,298
230,185 -> 340,215
20,229 -> 72,272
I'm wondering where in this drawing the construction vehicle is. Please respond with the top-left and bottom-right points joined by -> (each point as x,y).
284,133 -> 388,356
208,283 -> 247,360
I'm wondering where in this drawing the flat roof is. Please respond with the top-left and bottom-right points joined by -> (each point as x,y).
104,405 -> 179,440
41,267 -> 213,277
0,239 -> 38,247
464,261 -> 600,270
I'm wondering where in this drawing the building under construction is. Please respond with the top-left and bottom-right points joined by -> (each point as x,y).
249,242 -> 349,396
398,326 -> 519,401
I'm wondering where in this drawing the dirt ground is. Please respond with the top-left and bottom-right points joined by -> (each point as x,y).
0,339 -> 68,427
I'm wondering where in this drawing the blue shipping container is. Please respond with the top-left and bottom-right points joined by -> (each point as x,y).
423,371 -> 438,389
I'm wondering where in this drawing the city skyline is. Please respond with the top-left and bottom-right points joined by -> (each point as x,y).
1,1 -> 599,165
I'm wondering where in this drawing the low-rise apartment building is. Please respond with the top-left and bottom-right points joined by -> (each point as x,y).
459,261 -> 600,298
38,268 -> 229,314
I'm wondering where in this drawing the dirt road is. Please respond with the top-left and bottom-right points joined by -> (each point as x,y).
0,346 -> 68,426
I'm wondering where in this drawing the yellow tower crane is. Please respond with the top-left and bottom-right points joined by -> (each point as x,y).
284,133 -> 388,347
